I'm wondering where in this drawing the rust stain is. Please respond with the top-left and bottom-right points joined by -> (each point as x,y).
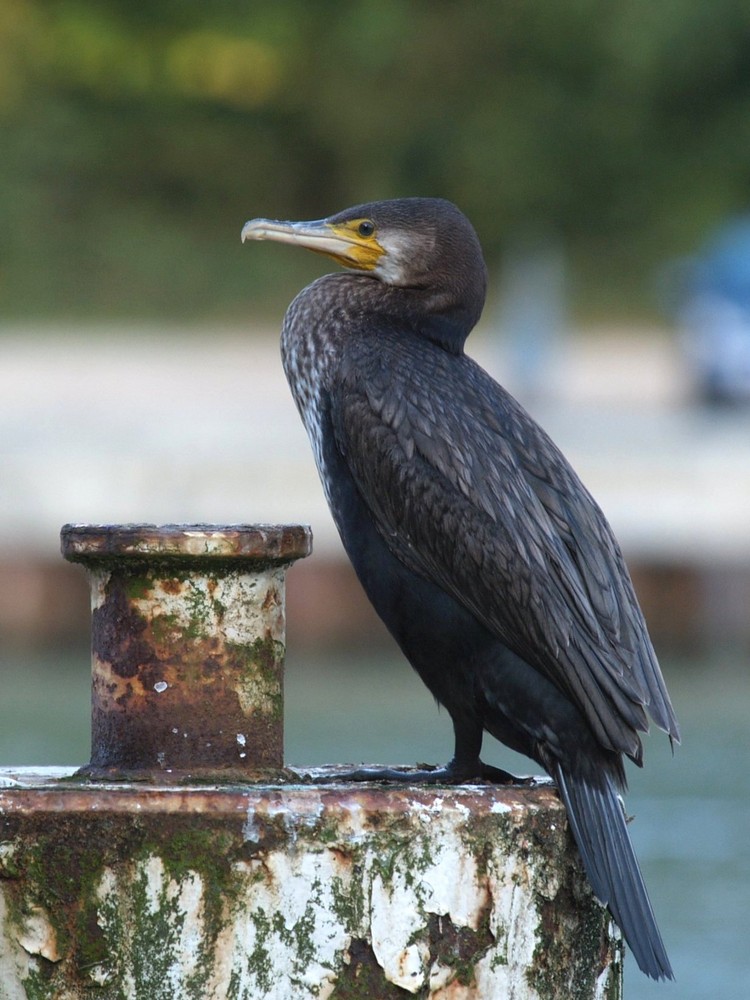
88,632 -> 283,772
60,525 -> 308,777
261,586 -> 281,612
61,522 -> 312,566
91,577 -> 156,680
83,569 -> 283,771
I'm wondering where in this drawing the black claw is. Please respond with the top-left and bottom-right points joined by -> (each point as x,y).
476,763 -> 536,785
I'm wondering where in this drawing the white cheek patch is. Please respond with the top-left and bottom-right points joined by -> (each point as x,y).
373,231 -> 417,285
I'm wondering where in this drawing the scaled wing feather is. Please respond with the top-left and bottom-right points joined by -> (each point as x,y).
331,333 -> 679,757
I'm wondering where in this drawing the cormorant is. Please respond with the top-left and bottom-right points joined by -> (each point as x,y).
242,197 -> 680,981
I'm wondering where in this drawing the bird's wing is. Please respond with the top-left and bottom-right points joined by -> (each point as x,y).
331,334 -> 679,760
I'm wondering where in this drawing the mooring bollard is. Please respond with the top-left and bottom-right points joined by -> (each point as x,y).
60,522 -> 311,779
0,523 -> 622,999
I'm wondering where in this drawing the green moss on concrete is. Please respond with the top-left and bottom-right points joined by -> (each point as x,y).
0,787 -> 619,999
0,814 -> 249,999
425,907 -> 495,989
181,579 -> 214,640
123,574 -> 153,601
149,611 -> 181,645
159,825 -> 240,939
330,870 -> 365,933
230,637 -> 285,723
528,880 -> 613,1000
246,906 -> 274,994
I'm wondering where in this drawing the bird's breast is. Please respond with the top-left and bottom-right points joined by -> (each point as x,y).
280,285 -> 344,509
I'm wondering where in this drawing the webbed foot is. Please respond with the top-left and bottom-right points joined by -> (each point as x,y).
314,759 -> 536,786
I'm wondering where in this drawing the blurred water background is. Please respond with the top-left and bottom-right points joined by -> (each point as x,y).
3,4 -> 750,998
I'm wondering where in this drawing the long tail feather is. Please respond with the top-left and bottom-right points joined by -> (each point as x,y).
554,763 -> 674,981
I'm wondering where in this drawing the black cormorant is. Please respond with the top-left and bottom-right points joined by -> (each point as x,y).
242,197 -> 680,981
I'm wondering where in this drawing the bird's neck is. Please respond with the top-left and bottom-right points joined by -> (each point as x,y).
280,273 -> 483,398
354,276 -> 478,354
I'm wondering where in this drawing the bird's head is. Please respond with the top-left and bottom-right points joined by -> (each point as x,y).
242,198 -> 488,350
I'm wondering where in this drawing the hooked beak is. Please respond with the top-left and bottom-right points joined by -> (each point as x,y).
241,216 -> 384,271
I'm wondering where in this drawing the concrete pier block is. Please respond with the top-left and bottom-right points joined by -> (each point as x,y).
0,769 -> 621,999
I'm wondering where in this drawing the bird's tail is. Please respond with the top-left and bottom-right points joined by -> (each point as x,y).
554,763 -> 674,981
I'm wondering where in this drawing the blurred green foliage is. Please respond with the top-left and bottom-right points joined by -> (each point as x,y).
2,0 -> 750,321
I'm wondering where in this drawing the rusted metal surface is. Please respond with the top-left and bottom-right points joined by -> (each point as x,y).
0,767 -> 622,1000
61,524 -> 311,778
61,522 -> 312,565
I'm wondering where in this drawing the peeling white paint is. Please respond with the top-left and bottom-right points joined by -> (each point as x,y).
242,804 -> 260,843
371,871 -> 430,992
243,794 -> 328,847
224,848 -> 354,999
490,800 -> 512,814
0,841 -> 18,872
87,963 -> 115,986
0,784 -> 619,999
97,859 -> 208,997
595,923 -> 623,999
125,566 -> 287,648
14,904 -> 61,962
0,891 -> 33,999
423,835 -> 488,930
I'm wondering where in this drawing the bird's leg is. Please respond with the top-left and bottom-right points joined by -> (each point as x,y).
313,717 -> 534,786
443,715 -> 533,784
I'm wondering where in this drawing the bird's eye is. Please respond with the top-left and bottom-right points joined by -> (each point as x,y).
357,220 -> 375,238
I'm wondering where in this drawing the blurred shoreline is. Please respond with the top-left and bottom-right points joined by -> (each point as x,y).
1,323 -> 749,653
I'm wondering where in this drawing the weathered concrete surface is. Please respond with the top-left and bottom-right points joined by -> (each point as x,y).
0,768 -> 622,999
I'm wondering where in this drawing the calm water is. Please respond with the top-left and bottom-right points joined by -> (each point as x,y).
1,646 -> 748,999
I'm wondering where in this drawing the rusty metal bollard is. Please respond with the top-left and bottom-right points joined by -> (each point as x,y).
61,523 -> 311,779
